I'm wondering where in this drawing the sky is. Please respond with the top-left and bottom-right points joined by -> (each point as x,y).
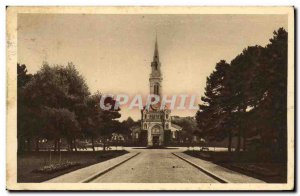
17,14 -> 288,121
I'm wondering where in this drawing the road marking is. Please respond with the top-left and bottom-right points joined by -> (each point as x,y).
172,152 -> 228,183
81,152 -> 140,183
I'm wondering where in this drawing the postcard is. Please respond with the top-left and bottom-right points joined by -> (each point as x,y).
6,6 -> 294,191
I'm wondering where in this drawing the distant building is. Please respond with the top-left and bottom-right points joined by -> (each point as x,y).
132,119 -> 182,146
170,123 -> 182,140
171,115 -> 196,121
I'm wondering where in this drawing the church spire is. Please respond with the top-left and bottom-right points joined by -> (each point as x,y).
153,34 -> 159,62
149,34 -> 162,97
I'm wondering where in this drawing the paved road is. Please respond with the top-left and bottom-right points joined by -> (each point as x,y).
91,148 -> 219,183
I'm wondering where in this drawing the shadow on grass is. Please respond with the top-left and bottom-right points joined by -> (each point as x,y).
184,150 -> 287,183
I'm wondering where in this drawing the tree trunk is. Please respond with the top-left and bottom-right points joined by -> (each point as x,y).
69,139 -> 73,151
35,138 -> 39,152
242,106 -> 247,152
236,129 -> 241,152
228,130 -> 232,152
27,138 -> 32,152
242,130 -> 246,152
74,139 -> 77,152
103,138 -> 106,151
58,139 -> 61,152
91,137 -> 95,152
236,107 -> 244,153
18,137 -> 25,153
54,140 -> 57,152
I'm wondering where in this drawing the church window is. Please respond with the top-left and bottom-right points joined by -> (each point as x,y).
154,84 -> 159,95
135,132 -> 139,139
144,123 -> 147,129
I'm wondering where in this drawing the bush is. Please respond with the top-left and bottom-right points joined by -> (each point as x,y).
33,161 -> 81,174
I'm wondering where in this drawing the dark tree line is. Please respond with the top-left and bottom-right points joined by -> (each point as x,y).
17,62 -> 124,152
196,28 -> 287,159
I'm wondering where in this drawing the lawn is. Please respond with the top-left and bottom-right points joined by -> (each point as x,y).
17,150 -> 128,182
184,150 -> 287,183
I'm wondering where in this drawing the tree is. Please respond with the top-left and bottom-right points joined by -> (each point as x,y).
99,96 -> 121,151
23,63 -> 89,109
17,64 -> 32,87
229,29 -> 287,154
120,117 -> 136,142
196,28 -> 288,159
197,60 -> 235,152
84,93 -> 103,151
17,64 -> 33,152
85,93 -> 122,151
18,62 -> 90,152
255,28 -> 288,157
42,107 -> 81,151
172,117 -> 198,146
229,46 -> 264,152
73,102 -> 95,150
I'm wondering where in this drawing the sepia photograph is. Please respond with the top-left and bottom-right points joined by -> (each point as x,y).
6,6 -> 294,191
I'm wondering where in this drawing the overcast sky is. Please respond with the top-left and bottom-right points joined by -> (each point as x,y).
17,14 -> 288,120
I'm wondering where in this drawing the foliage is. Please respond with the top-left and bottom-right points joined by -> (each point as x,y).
196,28 -> 288,158
172,117 -> 198,143
120,117 -> 139,139
84,92 -> 122,151
22,62 -> 89,109
17,62 -> 122,152
42,107 -> 81,142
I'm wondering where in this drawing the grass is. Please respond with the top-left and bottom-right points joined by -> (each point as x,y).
184,150 -> 287,183
17,150 -> 128,183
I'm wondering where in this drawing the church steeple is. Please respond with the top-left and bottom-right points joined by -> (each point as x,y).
150,35 -> 162,97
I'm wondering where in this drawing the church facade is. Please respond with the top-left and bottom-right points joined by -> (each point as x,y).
139,38 -> 176,147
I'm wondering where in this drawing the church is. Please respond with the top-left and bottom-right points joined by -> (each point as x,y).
132,38 -> 182,147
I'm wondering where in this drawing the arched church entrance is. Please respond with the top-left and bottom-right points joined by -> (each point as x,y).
151,125 -> 162,146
